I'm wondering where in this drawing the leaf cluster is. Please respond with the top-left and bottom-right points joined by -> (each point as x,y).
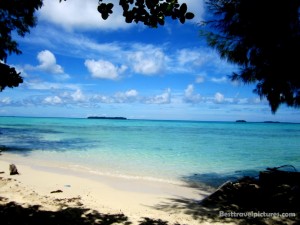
0,0 -> 43,91
0,62 -> 23,91
202,0 -> 300,113
97,0 -> 194,27
0,0 -> 43,62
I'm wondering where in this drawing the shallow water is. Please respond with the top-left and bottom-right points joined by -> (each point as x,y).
0,116 -> 299,187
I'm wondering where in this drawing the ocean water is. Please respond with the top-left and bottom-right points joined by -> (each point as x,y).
0,116 -> 299,187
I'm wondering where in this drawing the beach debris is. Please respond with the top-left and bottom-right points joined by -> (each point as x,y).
9,164 -> 19,175
50,190 -> 63,194
0,171 -> 5,174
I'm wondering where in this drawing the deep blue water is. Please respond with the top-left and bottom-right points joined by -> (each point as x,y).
0,116 -> 299,187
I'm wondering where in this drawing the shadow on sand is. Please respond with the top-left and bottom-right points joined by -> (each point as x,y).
0,199 -> 184,225
153,167 -> 300,225
0,200 -> 130,225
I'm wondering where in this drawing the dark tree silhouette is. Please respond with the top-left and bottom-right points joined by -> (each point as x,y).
202,0 -> 300,113
95,0 -> 194,27
0,63 -> 23,91
0,0 -> 43,91
60,0 -> 194,27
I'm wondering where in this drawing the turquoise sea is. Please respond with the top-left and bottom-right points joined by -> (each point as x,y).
0,116 -> 299,188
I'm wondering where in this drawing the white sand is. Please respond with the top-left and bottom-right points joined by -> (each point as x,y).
0,153 -> 235,225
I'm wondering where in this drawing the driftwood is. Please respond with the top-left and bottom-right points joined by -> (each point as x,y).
50,190 -> 63,194
9,164 -> 19,175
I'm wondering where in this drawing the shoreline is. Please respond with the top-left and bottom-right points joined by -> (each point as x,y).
0,152 -> 195,187
0,153 -> 222,225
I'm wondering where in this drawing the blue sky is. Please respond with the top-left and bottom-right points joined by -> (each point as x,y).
1,0 -> 300,122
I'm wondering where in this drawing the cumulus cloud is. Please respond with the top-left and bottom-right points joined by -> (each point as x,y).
128,45 -> 167,75
184,84 -> 202,103
43,96 -> 63,105
114,89 -> 139,103
38,0 -> 129,31
24,50 -> 69,79
84,59 -> 127,80
146,89 -> 171,104
71,89 -> 86,102
214,92 -> 225,103
43,89 -> 87,106
36,50 -> 64,74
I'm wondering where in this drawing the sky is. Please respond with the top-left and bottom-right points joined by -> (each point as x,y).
1,0 -> 300,122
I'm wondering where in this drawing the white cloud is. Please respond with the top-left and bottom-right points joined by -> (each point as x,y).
24,80 -> 79,91
42,89 -> 87,105
24,50 -> 69,79
185,84 -> 194,96
175,48 -> 237,75
84,59 -> 126,80
128,45 -> 167,75
71,89 -> 86,102
177,49 -> 204,67
36,50 -> 64,74
20,24 -> 234,79
125,89 -> 138,97
38,0 -> 130,31
90,89 -> 139,104
214,92 -> 225,103
146,89 -> 171,104
43,96 -> 63,105
91,95 -> 114,104
184,84 -> 202,103
114,89 -> 139,103
0,97 -> 11,105
211,76 -> 227,83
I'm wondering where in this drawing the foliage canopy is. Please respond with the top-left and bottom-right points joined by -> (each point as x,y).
0,0 -> 43,91
202,0 -> 300,113
96,0 -> 194,27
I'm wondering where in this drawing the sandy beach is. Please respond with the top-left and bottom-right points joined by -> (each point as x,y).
0,153 -> 235,225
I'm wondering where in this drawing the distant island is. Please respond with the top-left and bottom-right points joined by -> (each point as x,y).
235,120 -> 281,123
236,120 -> 247,123
87,116 -> 127,120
